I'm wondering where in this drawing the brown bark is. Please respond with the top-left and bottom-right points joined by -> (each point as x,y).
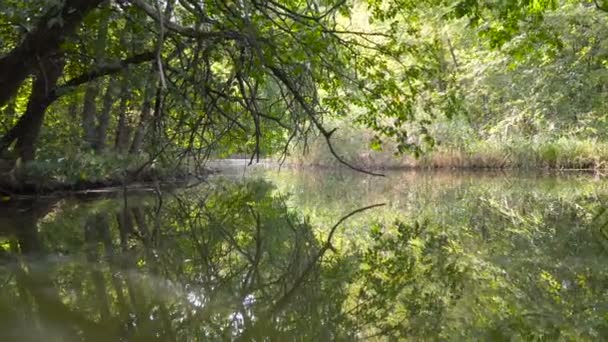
0,54 -> 154,156
129,80 -> 155,154
56,52 -> 155,92
14,56 -> 66,161
82,10 -> 110,149
82,81 -> 99,147
115,79 -> 132,153
95,76 -> 119,152
0,0 -> 104,107
151,85 -> 165,144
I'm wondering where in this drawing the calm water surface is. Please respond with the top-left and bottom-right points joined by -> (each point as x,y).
1,166 -> 607,341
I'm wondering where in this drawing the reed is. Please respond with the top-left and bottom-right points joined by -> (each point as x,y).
289,130 -> 608,171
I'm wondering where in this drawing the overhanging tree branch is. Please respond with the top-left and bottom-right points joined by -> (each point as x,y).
58,51 -> 156,90
0,52 -> 155,154
266,64 -> 385,177
0,0 -> 105,107
594,0 -> 608,13
128,0 -> 242,40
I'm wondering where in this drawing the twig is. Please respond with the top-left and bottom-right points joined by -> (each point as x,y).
267,65 -> 385,176
155,0 -> 168,89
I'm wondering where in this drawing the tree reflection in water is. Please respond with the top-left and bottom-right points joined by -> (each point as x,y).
0,176 -> 607,341
0,180 -> 365,341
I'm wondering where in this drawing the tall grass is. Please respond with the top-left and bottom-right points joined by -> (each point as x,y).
289,128 -> 608,171
425,137 -> 608,170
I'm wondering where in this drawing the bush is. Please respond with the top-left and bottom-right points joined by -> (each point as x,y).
17,152 -> 150,188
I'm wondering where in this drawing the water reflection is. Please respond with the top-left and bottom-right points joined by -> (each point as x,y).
0,171 -> 607,341
0,182 -> 350,341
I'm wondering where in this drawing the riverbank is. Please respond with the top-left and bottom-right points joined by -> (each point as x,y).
2,137 -> 606,197
0,153 -> 209,197
290,132 -> 608,171
0,178 -> 201,199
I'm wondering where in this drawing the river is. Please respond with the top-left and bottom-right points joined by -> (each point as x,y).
0,165 -> 607,341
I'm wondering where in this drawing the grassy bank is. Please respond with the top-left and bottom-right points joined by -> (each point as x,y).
289,128 -> 608,171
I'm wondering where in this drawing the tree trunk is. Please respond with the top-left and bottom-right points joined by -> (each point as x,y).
0,0 -> 103,107
151,85 -> 164,146
129,81 -> 155,154
115,79 -> 132,154
14,56 -> 66,162
82,81 -> 99,148
1,101 -> 16,157
94,76 -> 118,152
0,56 -> 151,156
82,10 -> 110,149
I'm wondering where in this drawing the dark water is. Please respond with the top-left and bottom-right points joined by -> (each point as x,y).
1,167 -> 607,341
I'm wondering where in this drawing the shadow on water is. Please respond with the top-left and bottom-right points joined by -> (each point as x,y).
0,170 -> 608,340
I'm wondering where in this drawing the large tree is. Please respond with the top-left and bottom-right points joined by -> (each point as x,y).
4,0 -> 586,168
0,0 -> 456,171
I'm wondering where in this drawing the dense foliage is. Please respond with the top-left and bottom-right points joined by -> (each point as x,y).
0,0 -> 453,183
2,1 -> 608,339
1,0 -> 608,183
